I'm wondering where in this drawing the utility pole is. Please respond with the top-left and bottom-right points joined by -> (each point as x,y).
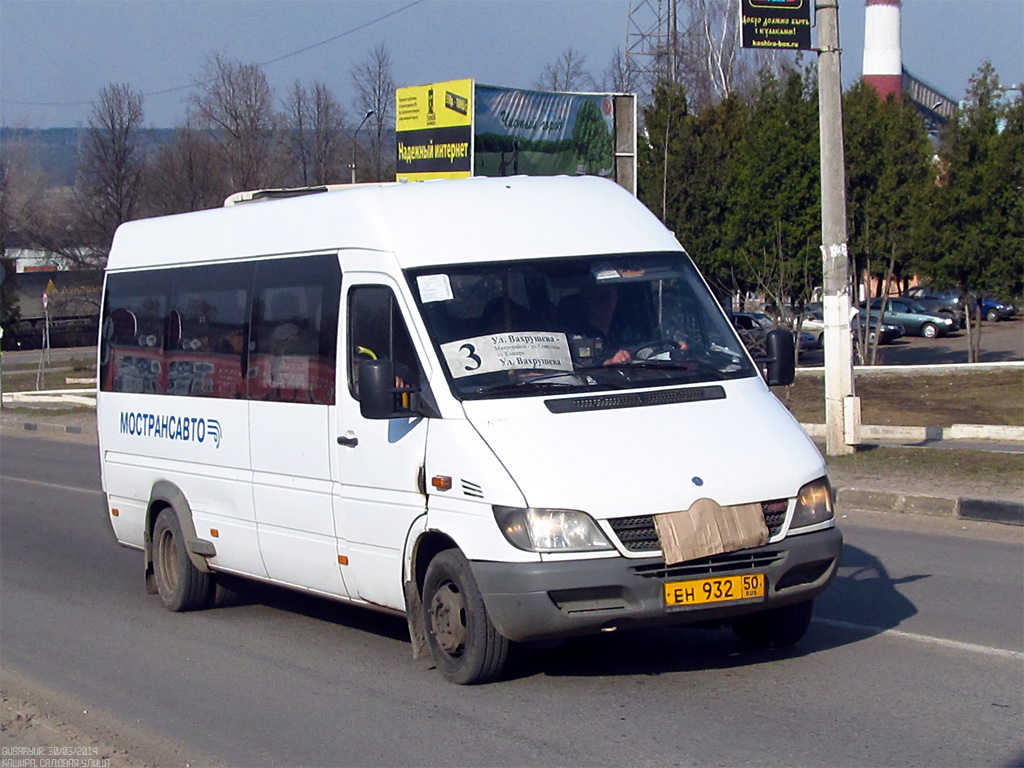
817,0 -> 859,456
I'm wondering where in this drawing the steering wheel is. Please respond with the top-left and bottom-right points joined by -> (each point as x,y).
628,338 -> 687,361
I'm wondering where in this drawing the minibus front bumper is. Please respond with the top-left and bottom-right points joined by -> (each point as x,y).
469,526 -> 842,643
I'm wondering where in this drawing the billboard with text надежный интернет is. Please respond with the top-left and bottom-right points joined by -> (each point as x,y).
395,78 -> 474,181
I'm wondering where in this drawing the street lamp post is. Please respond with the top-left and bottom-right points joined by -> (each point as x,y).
350,109 -> 375,184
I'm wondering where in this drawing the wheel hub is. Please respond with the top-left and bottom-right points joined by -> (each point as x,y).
429,582 -> 466,656
156,528 -> 179,593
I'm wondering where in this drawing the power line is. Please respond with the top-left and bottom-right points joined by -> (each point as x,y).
1,0 -> 424,108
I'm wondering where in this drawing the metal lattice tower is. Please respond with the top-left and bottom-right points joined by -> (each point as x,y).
625,0 -> 681,94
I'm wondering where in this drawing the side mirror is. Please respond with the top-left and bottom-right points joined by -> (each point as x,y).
764,329 -> 795,386
358,358 -> 417,419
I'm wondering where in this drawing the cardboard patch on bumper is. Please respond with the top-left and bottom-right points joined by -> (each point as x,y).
654,498 -> 769,565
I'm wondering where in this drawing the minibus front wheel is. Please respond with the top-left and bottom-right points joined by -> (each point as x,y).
422,550 -> 509,685
152,508 -> 214,612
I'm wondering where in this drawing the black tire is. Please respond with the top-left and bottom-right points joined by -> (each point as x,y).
152,508 -> 214,612
986,308 -> 999,323
921,322 -> 938,339
422,549 -> 509,685
731,599 -> 814,651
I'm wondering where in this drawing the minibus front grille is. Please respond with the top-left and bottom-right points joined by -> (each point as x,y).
545,385 -> 725,414
606,516 -> 657,551
761,499 -> 788,533
631,550 -> 784,580
608,500 -> 789,553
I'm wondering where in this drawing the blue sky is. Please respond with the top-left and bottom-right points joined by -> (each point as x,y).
1,0 -> 1021,128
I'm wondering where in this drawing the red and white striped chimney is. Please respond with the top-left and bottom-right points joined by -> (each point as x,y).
863,0 -> 902,99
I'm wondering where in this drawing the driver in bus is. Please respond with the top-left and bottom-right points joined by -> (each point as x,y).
559,285 -> 633,365
561,284 -> 690,366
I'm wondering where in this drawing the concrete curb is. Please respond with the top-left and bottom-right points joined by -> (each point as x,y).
836,487 -> 1023,526
18,421 -> 85,436
801,422 -> 1024,442
1,389 -> 96,406
796,360 -> 1024,375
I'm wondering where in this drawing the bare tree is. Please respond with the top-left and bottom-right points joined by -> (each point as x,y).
284,81 -> 313,186
350,43 -> 395,182
536,48 -> 593,92
284,80 -> 348,186
190,53 -> 284,192
77,83 -> 147,259
309,82 -> 349,184
146,120 -> 223,214
678,0 -> 744,109
599,47 -> 636,93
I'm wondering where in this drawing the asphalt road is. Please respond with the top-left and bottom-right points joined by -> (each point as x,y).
2,436 -> 1022,767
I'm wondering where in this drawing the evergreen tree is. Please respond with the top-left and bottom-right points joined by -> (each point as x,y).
844,81 -> 932,299
918,62 -> 1023,360
723,66 -> 820,312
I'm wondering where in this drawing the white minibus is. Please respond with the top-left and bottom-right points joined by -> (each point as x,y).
97,175 -> 842,684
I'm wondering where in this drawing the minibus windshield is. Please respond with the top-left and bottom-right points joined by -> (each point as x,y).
407,252 -> 757,400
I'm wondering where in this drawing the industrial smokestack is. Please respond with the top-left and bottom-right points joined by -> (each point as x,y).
863,0 -> 902,99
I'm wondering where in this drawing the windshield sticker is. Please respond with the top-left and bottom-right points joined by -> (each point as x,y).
416,274 -> 454,303
441,332 -> 573,379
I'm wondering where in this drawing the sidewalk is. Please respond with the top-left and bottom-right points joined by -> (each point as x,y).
3,404 -> 1021,527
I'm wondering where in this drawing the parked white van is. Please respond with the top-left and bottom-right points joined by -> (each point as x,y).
97,175 -> 841,684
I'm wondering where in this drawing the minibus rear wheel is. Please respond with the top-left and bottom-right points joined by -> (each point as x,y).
152,508 -> 214,612
731,599 -> 813,651
422,550 -> 509,685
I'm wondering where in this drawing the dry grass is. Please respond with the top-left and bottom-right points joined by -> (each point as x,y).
775,369 -> 1024,427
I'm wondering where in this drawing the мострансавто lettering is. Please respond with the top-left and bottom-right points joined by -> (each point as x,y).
119,411 -> 222,448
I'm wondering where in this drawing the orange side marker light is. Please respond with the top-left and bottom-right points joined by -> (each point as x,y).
431,476 -> 453,492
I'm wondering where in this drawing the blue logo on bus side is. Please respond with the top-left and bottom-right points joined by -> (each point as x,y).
119,411 -> 222,448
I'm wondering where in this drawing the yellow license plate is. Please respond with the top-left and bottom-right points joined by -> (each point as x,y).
664,573 -> 766,607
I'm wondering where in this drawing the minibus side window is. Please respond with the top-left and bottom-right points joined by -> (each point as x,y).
249,255 -> 341,405
99,272 -> 169,395
347,286 -> 420,399
166,263 -> 254,399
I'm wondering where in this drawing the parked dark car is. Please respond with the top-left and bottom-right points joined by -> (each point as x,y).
802,309 -> 903,347
861,298 -> 956,338
730,312 -> 774,357
902,286 -> 964,329
976,296 -> 1017,322
852,314 -> 903,346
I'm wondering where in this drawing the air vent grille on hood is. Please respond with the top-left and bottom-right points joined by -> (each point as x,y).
461,479 -> 484,499
545,385 -> 725,414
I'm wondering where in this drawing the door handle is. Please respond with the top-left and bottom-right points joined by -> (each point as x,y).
337,435 -> 359,447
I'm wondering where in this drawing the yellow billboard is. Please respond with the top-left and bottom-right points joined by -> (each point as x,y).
396,78 -> 473,131
396,79 -> 474,181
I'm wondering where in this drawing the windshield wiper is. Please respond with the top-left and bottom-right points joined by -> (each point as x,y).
580,358 -> 731,379
461,371 -> 591,397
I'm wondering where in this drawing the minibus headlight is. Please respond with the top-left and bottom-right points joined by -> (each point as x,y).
790,477 -> 835,530
492,506 -> 614,552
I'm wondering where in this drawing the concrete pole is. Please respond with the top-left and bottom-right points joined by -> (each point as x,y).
817,0 -> 857,456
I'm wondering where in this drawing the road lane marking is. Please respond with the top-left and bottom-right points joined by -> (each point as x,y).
814,618 -> 1024,660
1,475 -> 103,496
